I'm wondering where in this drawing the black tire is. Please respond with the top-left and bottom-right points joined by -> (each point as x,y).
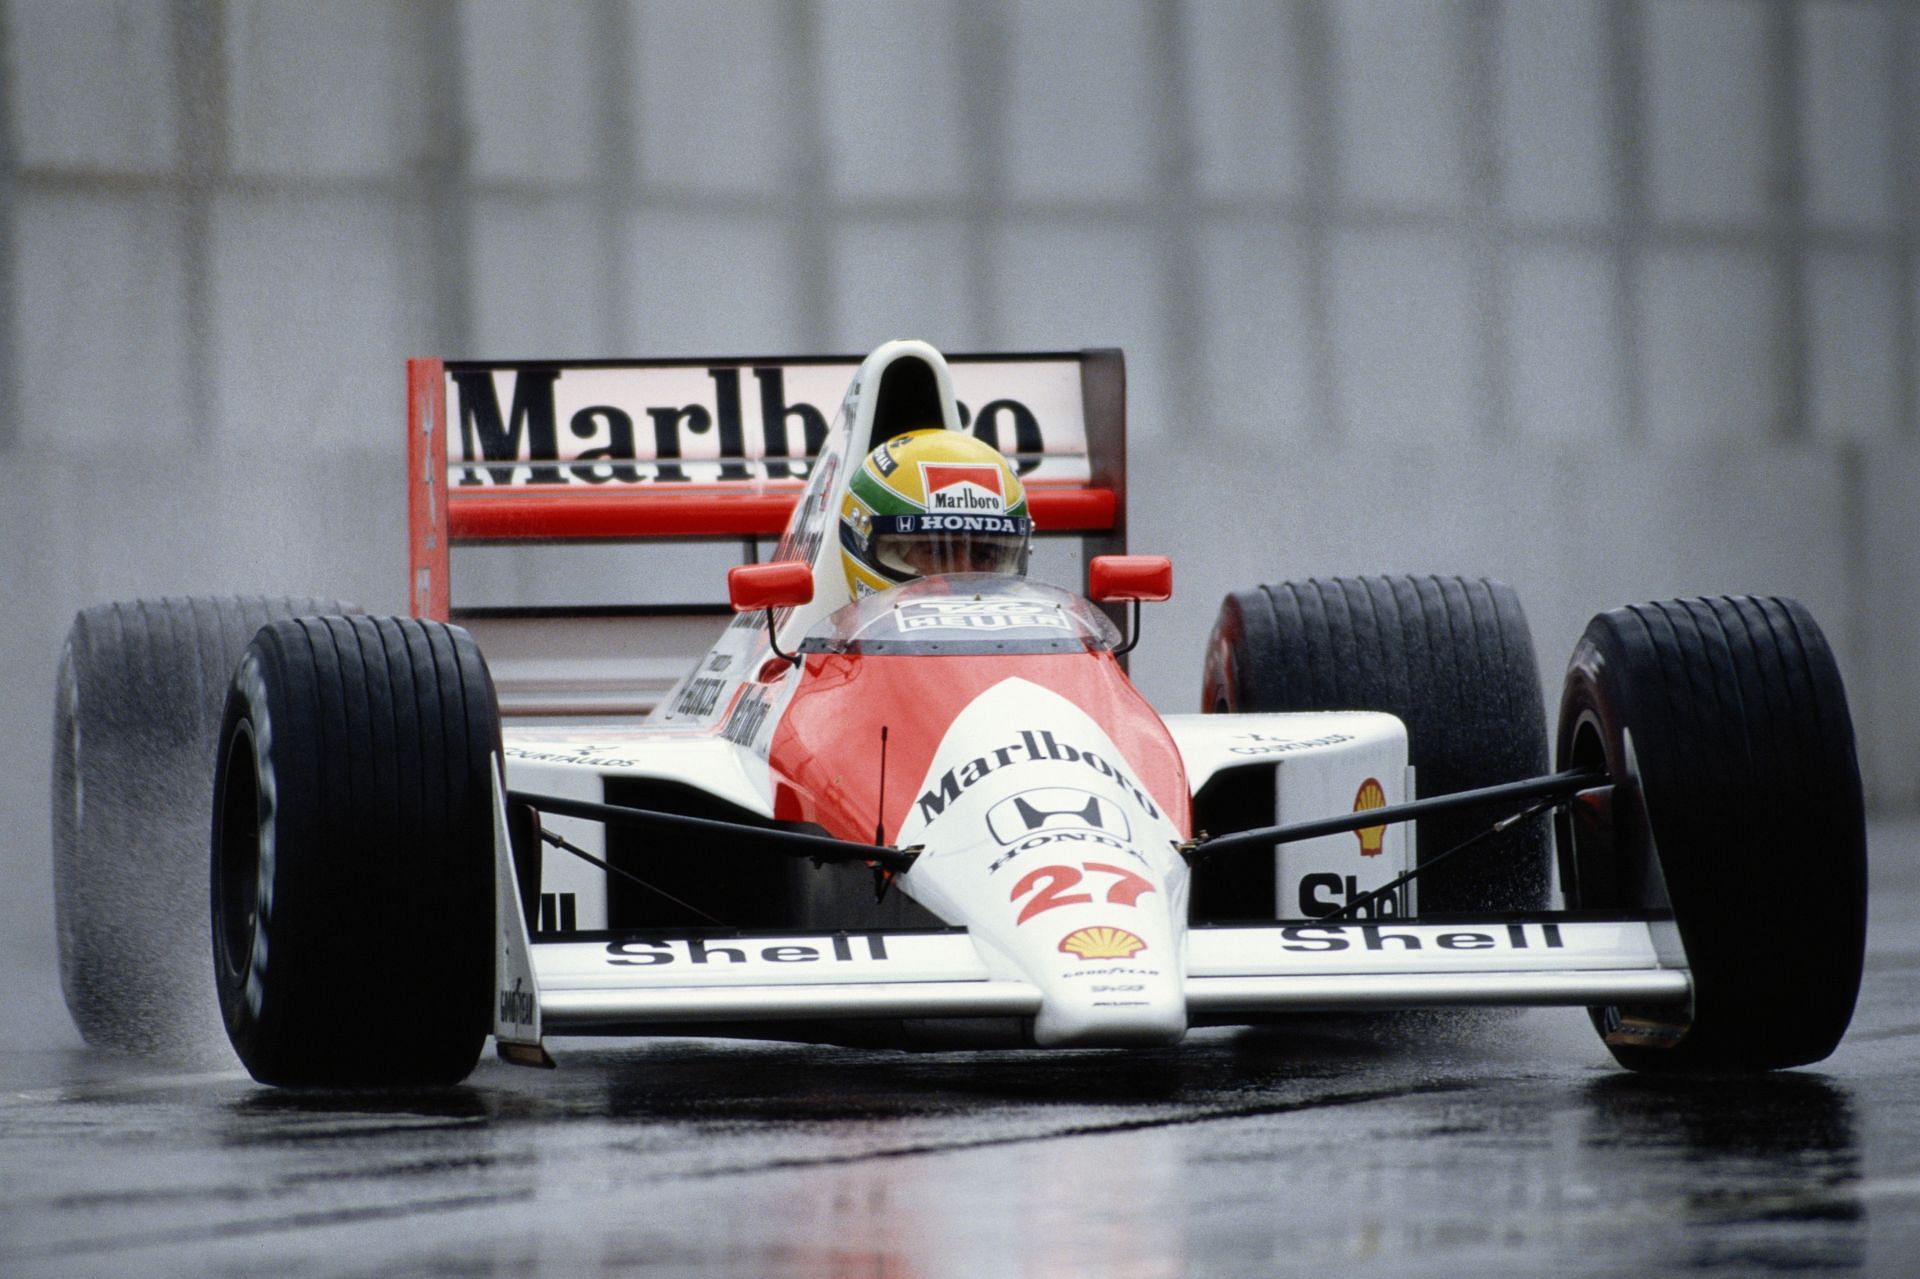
1202,575 -> 1550,914
211,615 -> 500,1087
52,596 -> 351,1057
1556,597 -> 1866,1072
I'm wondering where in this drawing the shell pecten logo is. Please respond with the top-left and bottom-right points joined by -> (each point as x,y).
1059,926 -> 1148,960
1353,777 -> 1387,857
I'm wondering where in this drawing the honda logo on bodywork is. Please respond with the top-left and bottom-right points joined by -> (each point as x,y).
987,788 -> 1131,846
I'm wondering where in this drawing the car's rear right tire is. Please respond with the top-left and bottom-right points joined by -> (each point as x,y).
53,596 -> 349,1057
1556,596 -> 1866,1072
211,615 -> 500,1087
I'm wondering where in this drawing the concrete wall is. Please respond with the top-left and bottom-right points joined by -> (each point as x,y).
3,0 -> 1916,1043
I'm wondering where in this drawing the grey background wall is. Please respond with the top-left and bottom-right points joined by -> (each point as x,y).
3,0 -> 1916,1044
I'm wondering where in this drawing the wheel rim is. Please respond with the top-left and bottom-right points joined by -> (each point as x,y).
54,654 -> 85,963
60,650 -> 84,836
1560,711 -> 1611,909
214,720 -> 262,982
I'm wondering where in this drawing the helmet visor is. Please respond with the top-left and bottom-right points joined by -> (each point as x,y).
874,530 -> 1029,578
868,512 -> 1032,580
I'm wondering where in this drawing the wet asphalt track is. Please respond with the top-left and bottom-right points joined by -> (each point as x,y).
4,820 -> 1918,1278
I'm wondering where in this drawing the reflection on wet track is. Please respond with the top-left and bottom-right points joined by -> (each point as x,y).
5,821 -> 1919,1277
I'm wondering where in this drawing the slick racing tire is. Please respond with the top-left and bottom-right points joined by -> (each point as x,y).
53,596 -> 351,1057
211,615 -> 501,1087
1203,575 -> 1551,914
1557,596 -> 1866,1073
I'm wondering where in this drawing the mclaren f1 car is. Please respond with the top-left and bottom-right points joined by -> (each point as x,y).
52,340 -> 1867,1086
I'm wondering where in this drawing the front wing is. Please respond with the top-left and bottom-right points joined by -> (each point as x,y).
491,774 -> 1688,1050
508,919 -> 1687,1037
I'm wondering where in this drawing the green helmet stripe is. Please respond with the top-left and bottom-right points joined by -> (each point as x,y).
848,461 -> 923,515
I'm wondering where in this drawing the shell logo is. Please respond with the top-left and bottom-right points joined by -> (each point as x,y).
1059,926 -> 1147,960
1353,777 -> 1387,857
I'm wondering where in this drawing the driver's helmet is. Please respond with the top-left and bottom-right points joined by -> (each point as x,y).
839,428 -> 1032,598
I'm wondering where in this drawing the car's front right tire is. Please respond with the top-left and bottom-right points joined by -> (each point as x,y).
212,615 -> 500,1087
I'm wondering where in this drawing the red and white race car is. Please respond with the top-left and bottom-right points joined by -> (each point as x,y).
53,341 -> 1867,1086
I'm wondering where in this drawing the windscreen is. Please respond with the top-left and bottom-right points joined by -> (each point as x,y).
800,575 -> 1121,656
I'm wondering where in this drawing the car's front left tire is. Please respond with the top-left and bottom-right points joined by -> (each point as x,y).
1556,596 -> 1866,1072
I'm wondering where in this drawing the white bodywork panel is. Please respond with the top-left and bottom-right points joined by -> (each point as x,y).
1164,710 -> 1414,918
502,726 -> 779,933
890,677 -> 1190,1046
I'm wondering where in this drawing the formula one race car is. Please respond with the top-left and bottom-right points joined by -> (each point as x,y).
52,341 -> 1867,1087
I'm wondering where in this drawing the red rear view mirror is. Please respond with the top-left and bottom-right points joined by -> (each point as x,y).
1088,555 -> 1173,603
728,561 -> 814,612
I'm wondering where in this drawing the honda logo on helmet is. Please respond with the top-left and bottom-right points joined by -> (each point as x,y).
987,788 -> 1132,846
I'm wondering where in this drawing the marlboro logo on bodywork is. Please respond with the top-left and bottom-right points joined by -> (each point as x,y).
445,361 -> 1091,487
915,729 -> 1161,824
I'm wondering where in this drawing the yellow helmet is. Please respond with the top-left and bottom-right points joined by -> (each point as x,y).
839,430 -> 1032,598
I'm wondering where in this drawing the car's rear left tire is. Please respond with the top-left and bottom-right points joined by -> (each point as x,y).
212,615 -> 500,1086
1556,596 -> 1866,1072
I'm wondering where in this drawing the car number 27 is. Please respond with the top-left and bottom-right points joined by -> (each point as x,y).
1011,863 -> 1155,925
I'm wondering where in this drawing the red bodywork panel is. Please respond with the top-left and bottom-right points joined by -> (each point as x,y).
767,652 -> 1192,845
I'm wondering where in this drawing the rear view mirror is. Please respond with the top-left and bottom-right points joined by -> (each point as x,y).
727,561 -> 814,612
1088,555 -> 1171,657
1088,555 -> 1173,603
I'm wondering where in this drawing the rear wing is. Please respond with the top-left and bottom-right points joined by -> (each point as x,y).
407,350 -> 1127,715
